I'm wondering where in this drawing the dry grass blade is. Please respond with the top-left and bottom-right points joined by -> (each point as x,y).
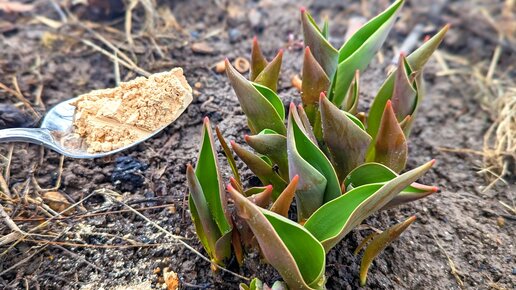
431,232 -> 465,288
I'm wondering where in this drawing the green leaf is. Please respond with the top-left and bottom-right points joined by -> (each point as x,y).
359,216 -> 416,286
330,0 -> 404,106
186,165 -> 221,261
253,83 -> 286,121
366,100 -> 407,173
320,95 -> 372,181
231,140 -> 287,199
226,59 -> 286,135
245,130 -> 289,180
302,46 -> 330,124
250,37 -> 268,81
344,162 -> 438,209
287,103 -> 341,222
301,8 -> 338,79
228,185 -> 326,290
255,50 -> 283,92
304,160 -> 434,252
367,24 -> 449,139
187,118 -> 232,265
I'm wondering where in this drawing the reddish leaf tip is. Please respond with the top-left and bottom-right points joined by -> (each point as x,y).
300,6 -> 306,13
230,140 -> 236,147
253,35 -> 258,42
289,102 -> 296,110
203,116 -> 210,125
292,175 -> 299,182
305,46 -> 311,54
386,99 -> 393,108
431,186 -> 439,192
229,176 -> 236,183
430,159 -> 436,166
227,184 -> 234,192
319,91 -> 327,101
266,184 -> 273,190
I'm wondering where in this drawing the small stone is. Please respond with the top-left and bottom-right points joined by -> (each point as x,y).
248,9 -> 264,31
228,28 -> 241,43
153,267 -> 161,274
214,60 -> 226,73
291,74 -> 302,91
191,42 -> 215,54
194,82 -> 202,89
496,216 -> 505,227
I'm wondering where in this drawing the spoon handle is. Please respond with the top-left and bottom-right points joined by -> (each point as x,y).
0,128 -> 55,147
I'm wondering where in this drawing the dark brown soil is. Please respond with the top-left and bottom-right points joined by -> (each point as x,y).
1,1 -> 514,289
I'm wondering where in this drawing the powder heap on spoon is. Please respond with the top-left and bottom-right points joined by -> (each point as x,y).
71,68 -> 192,153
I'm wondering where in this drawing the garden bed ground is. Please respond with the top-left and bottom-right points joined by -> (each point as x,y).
0,0 -> 514,289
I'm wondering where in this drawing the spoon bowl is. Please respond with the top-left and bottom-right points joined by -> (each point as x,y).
0,96 -> 190,158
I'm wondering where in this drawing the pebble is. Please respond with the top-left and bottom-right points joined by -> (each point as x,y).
228,28 -> 241,43
191,42 -> 215,54
214,60 -> 226,73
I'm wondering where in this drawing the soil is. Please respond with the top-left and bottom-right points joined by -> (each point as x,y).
1,1 -> 514,290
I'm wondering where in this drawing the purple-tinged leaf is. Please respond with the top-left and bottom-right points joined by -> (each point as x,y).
391,54 -> 417,121
270,175 -> 299,218
367,24 -> 449,139
320,94 -> 371,181
226,59 -> 286,135
359,216 -> 416,286
342,70 -> 360,115
302,46 -> 330,123
287,103 -> 341,222
215,125 -> 242,189
301,8 -> 338,78
228,185 -> 326,289
304,160 -> 434,252
366,100 -> 407,172
331,0 -> 404,106
344,162 -> 438,209
247,185 -> 273,208
250,36 -> 268,81
255,49 -> 283,92
187,118 -> 232,266
245,130 -> 288,180
231,140 -> 287,199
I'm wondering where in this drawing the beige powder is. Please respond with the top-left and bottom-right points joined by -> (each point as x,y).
71,68 -> 192,153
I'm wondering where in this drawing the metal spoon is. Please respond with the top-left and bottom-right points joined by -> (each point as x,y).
0,96 -> 191,158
